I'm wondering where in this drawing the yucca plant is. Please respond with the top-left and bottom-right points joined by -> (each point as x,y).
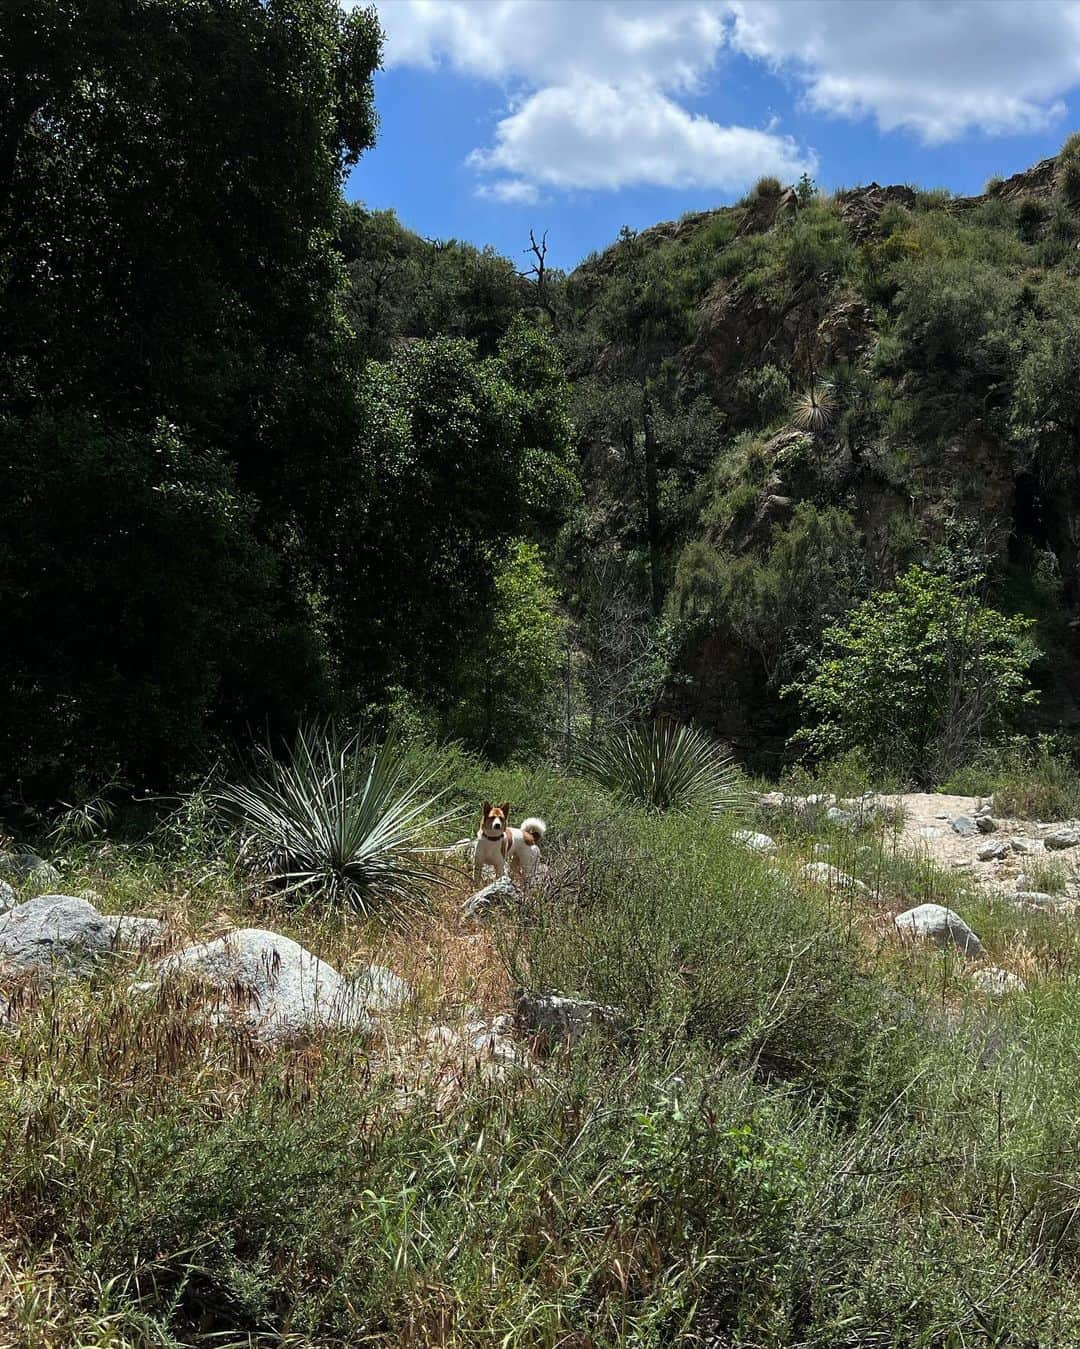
217,723 -> 453,917
577,720 -> 743,816
791,382 -> 837,432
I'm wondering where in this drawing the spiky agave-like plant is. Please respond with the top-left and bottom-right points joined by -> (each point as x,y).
577,720 -> 743,816
791,382 -> 837,432
217,723 -> 453,917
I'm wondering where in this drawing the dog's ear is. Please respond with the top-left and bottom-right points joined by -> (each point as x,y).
481,800 -> 492,817
500,801 -> 511,820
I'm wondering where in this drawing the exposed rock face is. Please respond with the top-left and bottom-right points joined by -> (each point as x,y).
894,904 -> 983,958
151,928 -> 410,1042
0,894 -> 116,972
1044,827 -> 1080,851
514,990 -> 627,1048
835,182 -> 917,241
0,881 -> 15,914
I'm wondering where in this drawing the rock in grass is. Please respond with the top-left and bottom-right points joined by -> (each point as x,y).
1044,827 -> 1080,851
462,874 -> 522,919
971,966 -> 1026,997
950,816 -> 979,837
104,914 -> 169,950
151,928 -> 394,1041
1013,891 -> 1062,910
894,904 -> 983,958
0,853 -> 61,894
976,840 -> 1010,861
0,894 -> 116,972
801,861 -> 869,894
353,963 -> 413,1014
515,989 -> 627,1048
733,829 -> 776,854
0,881 -> 15,914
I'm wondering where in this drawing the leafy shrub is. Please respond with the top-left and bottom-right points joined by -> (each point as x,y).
441,541 -> 566,761
788,566 -> 1039,781
943,735 -> 1080,820
670,503 -> 862,687
1057,131 -> 1080,212
577,720 -> 742,815
735,363 -> 790,427
217,723 -> 451,916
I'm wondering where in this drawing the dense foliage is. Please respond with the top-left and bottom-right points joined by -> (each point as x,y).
0,2 -> 575,808
788,566 -> 1040,780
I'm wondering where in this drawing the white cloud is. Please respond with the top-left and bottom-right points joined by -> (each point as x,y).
368,0 -> 1080,201
373,0 -> 810,199
376,0 -> 727,89
728,0 -> 1080,143
468,78 -> 814,193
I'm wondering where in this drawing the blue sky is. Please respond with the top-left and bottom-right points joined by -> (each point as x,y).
346,1 -> 1080,271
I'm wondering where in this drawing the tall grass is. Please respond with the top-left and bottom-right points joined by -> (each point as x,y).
4,765 -> 1080,1342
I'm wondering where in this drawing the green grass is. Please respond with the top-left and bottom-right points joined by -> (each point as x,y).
3,759 -> 1080,1343
942,736 -> 1080,820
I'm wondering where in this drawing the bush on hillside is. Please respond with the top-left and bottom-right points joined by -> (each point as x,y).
787,565 -> 1039,781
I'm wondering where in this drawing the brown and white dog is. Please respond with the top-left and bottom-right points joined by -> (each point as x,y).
473,802 -> 546,884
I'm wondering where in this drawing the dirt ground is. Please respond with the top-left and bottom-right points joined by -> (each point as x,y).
877,792 -> 1079,896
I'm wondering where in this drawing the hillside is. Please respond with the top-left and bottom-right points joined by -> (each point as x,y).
555,145 -> 1080,767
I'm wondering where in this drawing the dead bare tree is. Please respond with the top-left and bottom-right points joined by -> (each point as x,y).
519,228 -> 558,327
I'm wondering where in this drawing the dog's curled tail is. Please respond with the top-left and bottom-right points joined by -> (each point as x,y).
519,816 -> 546,846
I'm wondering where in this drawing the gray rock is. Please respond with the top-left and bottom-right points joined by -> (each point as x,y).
733,829 -> 776,854
151,928 -> 378,1041
352,963 -> 413,1013
466,1013 -> 522,1065
950,816 -> 979,837
976,840 -> 1010,861
971,966 -> 1026,997
515,989 -> 627,1047
976,815 -> 997,834
1011,837 -> 1039,855
0,881 -> 15,914
0,894 -> 116,972
894,904 -> 984,958
1044,827 -> 1080,851
918,826 -> 945,839
103,914 -> 169,949
462,874 -> 522,919
801,861 -> 870,894
826,807 -> 855,826
1013,891 -> 1062,910
0,853 -> 61,894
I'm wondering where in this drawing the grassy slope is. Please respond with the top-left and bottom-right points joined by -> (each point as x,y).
1,760 -> 1080,1345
